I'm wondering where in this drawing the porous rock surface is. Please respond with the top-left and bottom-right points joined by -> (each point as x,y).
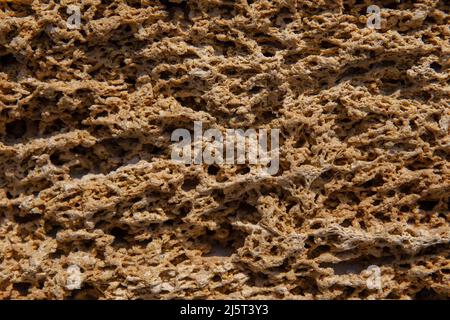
0,0 -> 449,299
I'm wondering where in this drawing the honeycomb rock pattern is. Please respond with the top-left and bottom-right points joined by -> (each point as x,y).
0,0 -> 449,299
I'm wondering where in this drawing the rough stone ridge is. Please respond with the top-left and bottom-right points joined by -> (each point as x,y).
0,0 -> 449,300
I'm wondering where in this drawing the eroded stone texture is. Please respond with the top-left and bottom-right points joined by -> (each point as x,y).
0,0 -> 449,299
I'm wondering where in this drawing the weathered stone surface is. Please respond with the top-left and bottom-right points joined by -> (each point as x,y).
0,0 -> 449,299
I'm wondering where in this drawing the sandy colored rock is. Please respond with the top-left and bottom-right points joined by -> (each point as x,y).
0,0 -> 449,299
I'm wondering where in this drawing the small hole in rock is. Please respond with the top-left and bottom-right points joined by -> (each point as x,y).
418,200 -> 438,212
70,166 -> 90,179
182,177 -> 199,191
207,164 -> 220,175
0,53 -> 17,67
13,282 -> 31,296
430,62 -> 442,73
110,227 -> 128,246
6,120 -> 27,139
